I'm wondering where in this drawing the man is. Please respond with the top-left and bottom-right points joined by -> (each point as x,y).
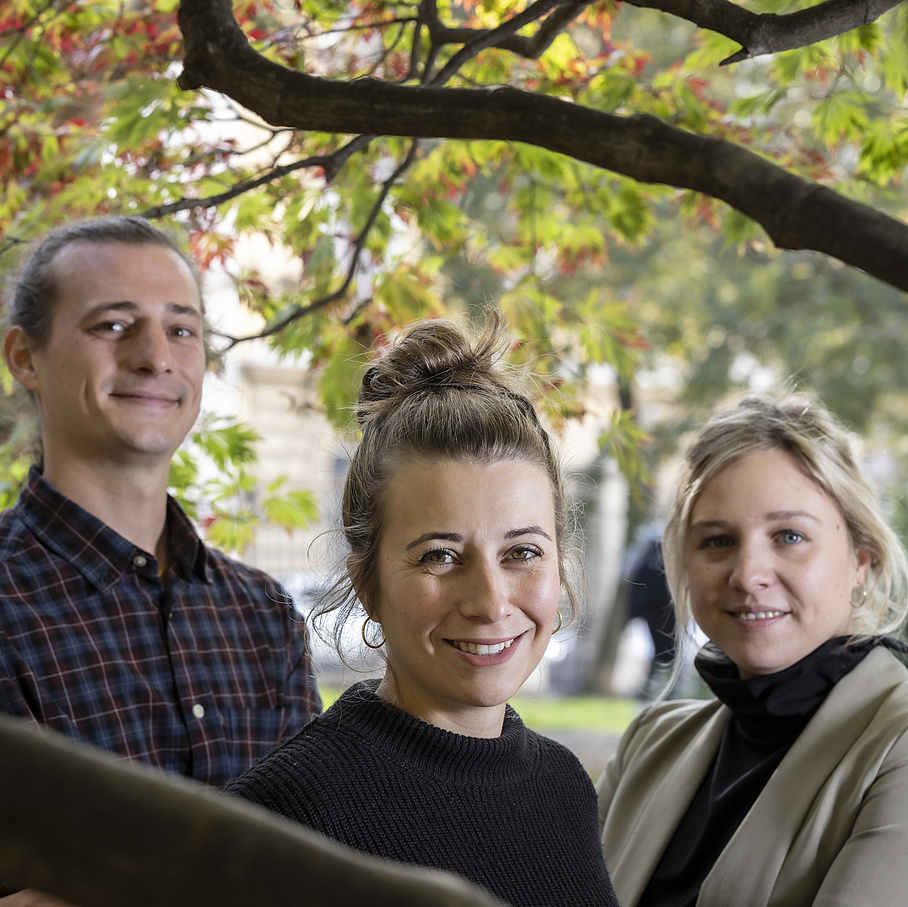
0,216 -> 321,791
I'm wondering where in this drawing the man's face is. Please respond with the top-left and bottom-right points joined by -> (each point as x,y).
12,241 -> 207,471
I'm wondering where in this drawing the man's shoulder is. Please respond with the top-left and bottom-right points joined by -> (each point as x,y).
0,501 -> 40,561
0,505 -> 74,608
0,501 -> 24,530
0,470 -> 82,564
199,543 -> 293,602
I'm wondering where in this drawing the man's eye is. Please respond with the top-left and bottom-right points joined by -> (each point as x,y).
95,321 -> 126,333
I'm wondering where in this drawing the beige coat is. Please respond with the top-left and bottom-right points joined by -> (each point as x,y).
598,647 -> 908,907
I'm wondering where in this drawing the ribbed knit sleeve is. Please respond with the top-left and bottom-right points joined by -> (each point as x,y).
227,681 -> 618,907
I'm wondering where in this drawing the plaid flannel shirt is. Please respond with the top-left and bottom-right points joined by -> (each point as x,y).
0,468 -> 321,787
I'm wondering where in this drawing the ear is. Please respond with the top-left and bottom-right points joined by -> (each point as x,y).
348,556 -> 377,620
853,546 -> 873,589
4,327 -> 40,393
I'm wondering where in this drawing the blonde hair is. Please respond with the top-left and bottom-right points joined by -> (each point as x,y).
664,390 -> 908,664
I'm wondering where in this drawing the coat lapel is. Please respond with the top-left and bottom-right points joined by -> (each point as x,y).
603,701 -> 727,906
699,648 -> 903,906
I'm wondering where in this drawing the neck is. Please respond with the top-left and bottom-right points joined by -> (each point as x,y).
376,673 -> 506,739
41,454 -> 171,564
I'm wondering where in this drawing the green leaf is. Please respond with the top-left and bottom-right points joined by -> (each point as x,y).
812,92 -> 870,145
189,416 -> 260,472
856,117 -> 908,183
206,513 -> 257,554
262,488 -> 319,531
598,409 -> 652,493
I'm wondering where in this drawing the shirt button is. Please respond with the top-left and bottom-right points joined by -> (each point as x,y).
132,554 -> 148,568
192,704 -> 205,719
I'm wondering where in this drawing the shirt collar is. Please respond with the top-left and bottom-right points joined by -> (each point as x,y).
164,492 -> 210,582
17,467 -> 210,591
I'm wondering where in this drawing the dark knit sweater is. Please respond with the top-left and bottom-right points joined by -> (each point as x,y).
227,680 -> 618,907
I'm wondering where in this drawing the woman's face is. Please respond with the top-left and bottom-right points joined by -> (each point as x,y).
686,448 -> 872,678
370,457 -> 561,737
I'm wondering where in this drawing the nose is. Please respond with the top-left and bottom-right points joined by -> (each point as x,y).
728,540 -> 774,592
126,323 -> 173,375
460,559 -> 513,623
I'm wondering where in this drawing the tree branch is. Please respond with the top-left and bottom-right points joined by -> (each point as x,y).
621,0 -> 904,64
422,0 -> 591,63
222,141 -> 422,347
0,0 -> 70,70
141,130 -> 375,220
430,0 -> 562,85
140,155 -> 329,219
178,0 -> 908,294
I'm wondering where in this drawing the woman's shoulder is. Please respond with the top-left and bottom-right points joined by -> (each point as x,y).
612,695 -> 726,762
844,647 -> 908,740
518,720 -> 592,774
838,647 -> 908,720
632,695 -> 724,732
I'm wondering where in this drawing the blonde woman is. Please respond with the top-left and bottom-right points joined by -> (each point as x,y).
599,391 -> 908,907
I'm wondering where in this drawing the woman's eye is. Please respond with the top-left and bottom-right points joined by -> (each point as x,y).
702,535 -> 733,550
778,530 -> 804,545
419,549 -> 455,565
508,545 -> 542,561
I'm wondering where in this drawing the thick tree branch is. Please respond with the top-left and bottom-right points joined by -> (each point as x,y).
622,0 -> 904,64
0,715 -> 506,906
178,0 -> 908,294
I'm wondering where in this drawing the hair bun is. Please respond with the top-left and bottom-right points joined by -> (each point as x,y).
356,320 -> 507,427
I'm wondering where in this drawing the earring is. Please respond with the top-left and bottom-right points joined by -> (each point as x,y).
361,616 -> 385,649
850,585 -> 867,609
552,609 -> 563,635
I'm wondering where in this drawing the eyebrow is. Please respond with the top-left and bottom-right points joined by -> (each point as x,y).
404,525 -> 553,550
82,300 -> 202,321
690,511 -> 821,531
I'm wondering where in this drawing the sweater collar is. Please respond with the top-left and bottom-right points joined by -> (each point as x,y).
327,680 -> 536,784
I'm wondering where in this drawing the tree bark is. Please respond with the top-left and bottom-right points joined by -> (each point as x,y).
178,0 -> 908,294
623,0 -> 904,64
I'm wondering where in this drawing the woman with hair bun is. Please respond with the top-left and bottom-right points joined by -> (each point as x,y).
228,319 -> 619,907
598,390 -> 908,907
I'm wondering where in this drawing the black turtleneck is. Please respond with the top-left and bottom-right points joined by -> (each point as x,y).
637,636 -> 879,907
